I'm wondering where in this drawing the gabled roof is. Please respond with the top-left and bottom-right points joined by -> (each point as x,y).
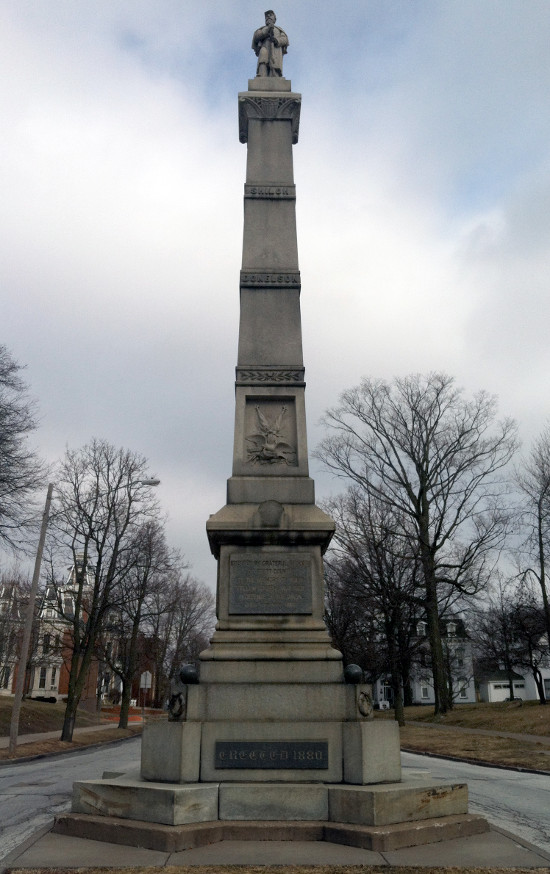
476,668 -> 524,682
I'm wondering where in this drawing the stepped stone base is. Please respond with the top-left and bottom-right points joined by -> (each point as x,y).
71,774 -> 468,829
54,812 -> 489,853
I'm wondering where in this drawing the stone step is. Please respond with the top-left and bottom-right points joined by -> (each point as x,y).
54,812 -> 489,854
72,774 -> 465,828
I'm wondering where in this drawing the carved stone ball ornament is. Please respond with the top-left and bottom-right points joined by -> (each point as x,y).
344,663 -> 364,684
167,664 -> 199,721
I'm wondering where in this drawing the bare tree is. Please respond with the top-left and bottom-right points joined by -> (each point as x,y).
147,574 -> 215,708
47,439 -> 160,741
518,425 -> 550,649
0,345 -> 46,552
0,569 -> 30,692
511,590 -> 548,705
323,488 -> 422,725
98,520 -> 184,728
472,575 -> 521,701
317,372 -> 518,714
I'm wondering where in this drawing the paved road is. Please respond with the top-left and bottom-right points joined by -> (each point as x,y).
0,736 -> 141,862
402,751 -> 550,853
2,742 -> 549,863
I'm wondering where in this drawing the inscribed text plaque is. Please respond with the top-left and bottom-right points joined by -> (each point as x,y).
229,553 -> 312,614
215,740 -> 328,769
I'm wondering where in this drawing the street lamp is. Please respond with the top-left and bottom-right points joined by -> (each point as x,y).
8,477 -> 160,756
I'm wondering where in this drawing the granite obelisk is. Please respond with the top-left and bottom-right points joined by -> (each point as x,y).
204,21 -> 340,677
62,17 -> 488,847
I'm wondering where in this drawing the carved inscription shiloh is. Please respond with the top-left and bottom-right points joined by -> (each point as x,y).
244,184 -> 296,199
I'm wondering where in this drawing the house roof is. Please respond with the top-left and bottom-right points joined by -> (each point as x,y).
477,668 -> 524,682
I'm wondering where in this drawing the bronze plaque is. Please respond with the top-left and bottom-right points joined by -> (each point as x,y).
229,553 -> 311,614
215,740 -> 328,769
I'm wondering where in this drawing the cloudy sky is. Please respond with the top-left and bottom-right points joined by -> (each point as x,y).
2,1 -> 550,588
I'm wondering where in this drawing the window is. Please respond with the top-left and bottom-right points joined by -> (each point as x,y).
514,683 -> 525,689
459,679 -> 468,698
417,621 -> 427,637
456,647 -> 465,668
0,666 -> 10,689
447,622 -> 456,637
421,685 -> 430,700
50,667 -> 57,689
39,666 -> 47,689
43,633 -> 51,655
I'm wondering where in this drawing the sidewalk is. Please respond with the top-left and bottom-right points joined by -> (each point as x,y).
3,820 -> 550,869
0,722 -> 123,750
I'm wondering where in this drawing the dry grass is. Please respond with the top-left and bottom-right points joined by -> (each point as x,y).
0,698 -> 100,736
376,700 -> 550,736
0,725 -> 142,761
400,723 -> 550,770
6,866 -> 550,874
372,701 -> 550,771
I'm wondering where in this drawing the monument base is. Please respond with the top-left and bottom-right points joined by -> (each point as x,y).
62,760 -> 489,852
55,810 -> 489,854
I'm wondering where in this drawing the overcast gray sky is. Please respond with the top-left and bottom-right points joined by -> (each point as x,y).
2,1 -> 550,588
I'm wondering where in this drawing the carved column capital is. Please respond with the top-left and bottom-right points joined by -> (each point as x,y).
238,95 -> 301,144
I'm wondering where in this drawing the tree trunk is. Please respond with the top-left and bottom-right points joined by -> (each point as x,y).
386,621 -> 405,726
533,667 -> 547,705
118,676 -> 132,728
118,616 -> 141,729
422,568 -> 450,714
60,638 -> 95,741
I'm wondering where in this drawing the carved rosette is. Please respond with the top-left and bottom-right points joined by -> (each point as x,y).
239,95 -> 301,144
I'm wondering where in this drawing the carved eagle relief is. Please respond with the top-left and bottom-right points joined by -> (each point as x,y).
246,404 -> 297,465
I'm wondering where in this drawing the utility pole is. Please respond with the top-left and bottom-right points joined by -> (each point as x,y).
9,483 -> 54,755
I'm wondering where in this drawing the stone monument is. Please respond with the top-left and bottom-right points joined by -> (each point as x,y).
55,15 -> 488,852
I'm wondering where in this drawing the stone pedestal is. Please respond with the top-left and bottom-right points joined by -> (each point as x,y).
57,66 -> 488,853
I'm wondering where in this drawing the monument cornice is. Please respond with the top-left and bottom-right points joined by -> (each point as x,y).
238,94 -> 301,144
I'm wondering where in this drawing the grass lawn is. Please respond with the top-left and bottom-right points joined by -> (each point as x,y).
0,697 -> 101,736
373,700 -> 550,771
0,697 -> 143,761
396,700 -> 550,735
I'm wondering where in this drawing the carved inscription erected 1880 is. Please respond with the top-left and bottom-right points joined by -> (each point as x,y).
215,740 -> 329,769
229,553 -> 312,614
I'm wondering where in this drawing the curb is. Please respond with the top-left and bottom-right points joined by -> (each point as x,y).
489,822 -> 550,865
0,822 -> 53,872
401,746 -> 550,776
0,730 -> 142,767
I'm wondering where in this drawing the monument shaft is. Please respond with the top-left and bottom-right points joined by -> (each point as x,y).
204,75 -> 339,671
